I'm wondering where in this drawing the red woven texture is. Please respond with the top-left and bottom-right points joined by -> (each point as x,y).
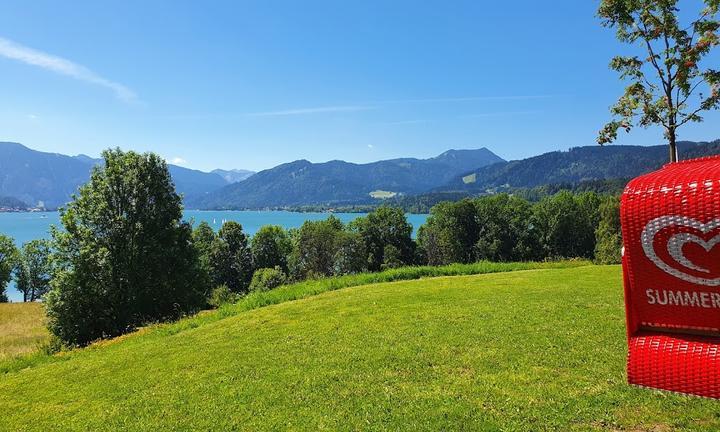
628,332 -> 720,398
621,155 -> 720,398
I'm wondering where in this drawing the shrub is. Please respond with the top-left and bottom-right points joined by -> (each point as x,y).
250,267 -> 287,292
208,284 -> 238,308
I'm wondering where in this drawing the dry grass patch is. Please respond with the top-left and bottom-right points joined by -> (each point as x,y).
0,303 -> 50,360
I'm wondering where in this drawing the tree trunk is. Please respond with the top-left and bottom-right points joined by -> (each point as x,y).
668,128 -> 678,163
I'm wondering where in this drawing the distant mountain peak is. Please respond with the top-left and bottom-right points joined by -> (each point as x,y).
193,147 -> 506,209
211,168 -> 255,183
73,154 -> 100,164
436,139 -> 720,194
0,142 -> 252,208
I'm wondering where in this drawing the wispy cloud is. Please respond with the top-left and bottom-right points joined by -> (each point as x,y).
0,37 -> 137,103
159,94 -> 557,120
240,95 -> 556,117
382,119 -> 429,125
461,110 -> 541,118
245,105 -> 375,117
377,95 -> 558,104
169,157 -> 187,165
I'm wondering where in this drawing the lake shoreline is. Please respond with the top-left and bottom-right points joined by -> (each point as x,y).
1,210 -> 428,303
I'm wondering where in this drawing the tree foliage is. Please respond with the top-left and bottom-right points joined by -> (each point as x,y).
333,231 -> 368,275
533,192 -> 601,259
295,216 -> 344,278
475,194 -> 541,262
211,221 -> 253,293
418,200 -> 479,266
45,149 -> 208,345
594,196 -> 623,264
192,222 -> 216,268
598,0 -> 720,161
14,239 -> 52,302
251,225 -> 292,272
0,234 -> 17,302
350,207 -> 415,271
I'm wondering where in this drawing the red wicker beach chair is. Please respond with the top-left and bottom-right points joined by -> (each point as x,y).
621,155 -> 720,398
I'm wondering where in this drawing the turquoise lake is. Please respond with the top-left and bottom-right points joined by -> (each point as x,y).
0,210 -> 428,302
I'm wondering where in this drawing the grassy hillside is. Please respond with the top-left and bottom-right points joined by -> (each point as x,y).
1,266 -> 718,431
0,303 -> 49,360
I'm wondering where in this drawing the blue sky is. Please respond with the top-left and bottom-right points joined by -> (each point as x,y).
0,0 -> 717,172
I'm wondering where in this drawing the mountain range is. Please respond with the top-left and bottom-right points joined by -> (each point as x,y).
0,142 -> 254,208
192,148 -> 504,209
438,140 -> 720,194
1,139 -> 719,210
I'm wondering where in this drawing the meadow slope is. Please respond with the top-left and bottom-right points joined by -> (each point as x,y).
1,266 -> 718,431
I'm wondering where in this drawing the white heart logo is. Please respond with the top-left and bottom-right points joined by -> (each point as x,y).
641,215 -> 720,286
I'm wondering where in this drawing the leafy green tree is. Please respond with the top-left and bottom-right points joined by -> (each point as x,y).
296,216 -> 344,278
416,225 -> 440,266
45,149 -> 208,346
251,225 -> 292,272
249,267 -> 287,292
333,231 -> 368,275
14,239 -> 52,302
0,234 -> 17,302
192,222 -> 216,266
595,196 -> 623,264
211,221 -> 253,293
474,194 -> 541,262
191,221 -> 216,299
598,0 -> 720,162
285,228 -> 303,281
350,207 -> 415,271
381,244 -> 404,270
418,200 -> 479,265
533,191 -> 601,259
577,192 -> 603,240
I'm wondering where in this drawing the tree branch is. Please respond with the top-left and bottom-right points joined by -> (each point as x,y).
678,79 -> 705,107
639,19 -> 669,89
677,106 -> 705,127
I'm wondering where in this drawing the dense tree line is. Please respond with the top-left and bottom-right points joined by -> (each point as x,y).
0,149 -> 624,347
417,192 -> 616,266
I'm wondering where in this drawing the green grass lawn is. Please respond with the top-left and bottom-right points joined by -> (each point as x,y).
1,265 -> 718,431
0,303 -> 49,360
